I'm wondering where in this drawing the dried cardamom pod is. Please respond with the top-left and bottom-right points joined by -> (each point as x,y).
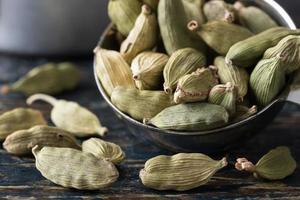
108,0 -> 142,36
163,48 -> 206,94
208,82 -> 238,116
142,0 -> 159,11
111,86 -> 174,121
3,125 -> 80,156
82,138 -> 125,164
32,146 -> 119,190
226,27 -> 300,68
234,1 -> 278,34
148,103 -> 229,131
183,0 -> 206,25
232,105 -> 257,123
250,57 -> 286,106
188,20 -> 253,55
120,5 -> 158,64
203,0 -> 236,23
0,108 -> 46,141
131,52 -> 169,90
1,62 -> 80,96
214,56 -> 249,100
94,48 -> 135,96
27,94 -> 108,137
174,67 -> 219,103
140,153 -> 228,191
235,146 -> 296,180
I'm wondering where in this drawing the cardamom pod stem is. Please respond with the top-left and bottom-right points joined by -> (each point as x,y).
203,0 -> 236,23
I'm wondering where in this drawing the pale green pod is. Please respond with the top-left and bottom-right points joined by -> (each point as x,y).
163,48 -> 206,94
183,0 -> 206,25
140,153 -> 228,191
32,146 -> 119,190
27,94 -> 108,137
111,86 -> 174,121
232,105 -> 257,123
82,138 -> 125,164
203,0 -> 236,23
0,108 -> 47,141
149,103 -> 229,131
142,0 -> 159,11
3,125 -> 80,156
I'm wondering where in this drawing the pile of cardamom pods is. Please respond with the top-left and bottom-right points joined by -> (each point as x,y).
95,0 -> 300,131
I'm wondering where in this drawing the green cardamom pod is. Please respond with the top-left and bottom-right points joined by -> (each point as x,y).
82,138 -> 125,164
234,1 -> 278,34
232,105 -> 257,123
226,27 -> 300,68
142,0 -> 159,11
148,103 -> 229,131
108,0 -> 142,36
27,94 -> 108,137
188,20 -> 253,55
203,0 -> 236,23
182,0 -> 206,25
94,48 -> 135,96
0,108 -> 47,141
174,67 -> 219,103
131,51 -> 169,90
111,86 -> 174,121
214,56 -> 249,100
120,5 -> 158,64
163,48 -> 206,94
3,125 -> 80,156
32,146 -> 119,190
1,63 -> 80,96
140,153 -> 228,191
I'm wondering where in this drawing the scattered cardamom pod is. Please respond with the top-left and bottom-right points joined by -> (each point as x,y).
111,86 -> 174,121
131,51 -> 169,90
163,48 -> 206,94
232,105 -> 257,123
234,1 -> 278,34
235,146 -> 296,180
0,108 -> 47,141
27,94 -> 108,137
142,0 -> 159,11
203,0 -> 236,23
94,48 -> 135,96
183,0 -> 206,25
32,146 -> 119,190
3,125 -> 80,156
82,138 -> 125,164
148,103 -> 229,131
174,67 -> 219,104
188,20 -> 253,55
1,62 -> 80,96
140,153 -> 228,191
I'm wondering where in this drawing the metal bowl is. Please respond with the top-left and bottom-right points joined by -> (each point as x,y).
94,0 -> 300,153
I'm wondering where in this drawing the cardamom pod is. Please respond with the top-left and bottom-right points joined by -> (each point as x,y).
32,146 -> 119,190
108,0 -> 142,36
235,146 -> 296,180
203,0 -> 236,23
214,56 -> 249,100
183,0 -> 206,25
208,82 -> 238,116
148,103 -> 229,131
0,108 -> 47,141
142,0 -> 159,11
226,27 -> 300,68
3,125 -> 80,156
234,1 -> 278,34
120,5 -> 158,64
82,138 -> 125,164
163,48 -> 206,94
188,20 -> 253,55
131,51 -> 169,90
232,105 -> 257,123
250,57 -> 286,106
174,67 -> 219,104
94,48 -> 135,96
139,153 -> 228,191
111,86 -> 174,121
27,94 -> 108,137
1,62 -> 80,96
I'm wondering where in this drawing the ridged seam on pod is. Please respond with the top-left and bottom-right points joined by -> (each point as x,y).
163,48 -> 206,94
27,94 -> 108,137
120,5 -> 158,64
32,146 -> 119,190
94,48 -> 135,96
82,138 -> 125,164
182,0 -> 206,25
174,67 -> 219,104
3,125 -> 81,156
139,153 -> 228,191
232,105 -> 258,123
203,0 -> 236,23
0,108 -> 47,141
